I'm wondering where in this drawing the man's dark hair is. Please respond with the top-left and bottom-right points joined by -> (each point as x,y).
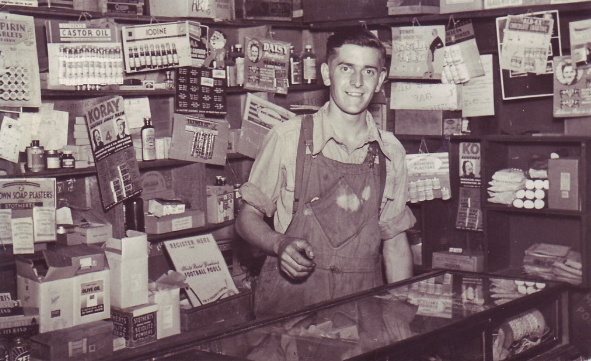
326,28 -> 386,66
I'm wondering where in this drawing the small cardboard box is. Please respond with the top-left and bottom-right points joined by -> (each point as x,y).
29,320 -> 113,361
144,209 -> 205,234
104,231 -> 149,309
483,0 -> 550,9
16,254 -> 77,333
111,304 -> 158,348
68,208 -> 113,245
387,0 -> 439,15
73,269 -> 111,326
206,185 -> 234,224
548,158 -> 580,211
148,0 -> 234,20
303,0 -> 387,22
395,110 -> 463,136
439,0 -> 483,13
148,282 -> 181,339
432,251 -> 484,272
180,290 -> 253,334
48,244 -> 107,275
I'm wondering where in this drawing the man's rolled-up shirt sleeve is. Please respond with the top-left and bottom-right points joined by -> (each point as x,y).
239,129 -> 285,218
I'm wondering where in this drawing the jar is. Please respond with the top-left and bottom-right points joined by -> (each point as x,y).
61,150 -> 75,168
46,150 -> 61,169
26,140 -> 45,172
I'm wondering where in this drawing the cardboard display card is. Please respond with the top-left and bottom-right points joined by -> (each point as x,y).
569,19 -> 591,69
175,66 -> 227,115
390,82 -> 461,111
82,96 -> 142,210
237,92 -> 295,158
553,56 -> 591,117
243,36 -> 290,94
0,12 -> 41,107
164,234 -> 238,307
390,25 -> 445,80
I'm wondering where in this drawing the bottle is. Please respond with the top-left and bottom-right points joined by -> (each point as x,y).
9,337 -> 29,361
45,150 -> 61,169
123,196 -> 145,232
61,150 -> 75,168
26,140 -> 45,172
0,337 -> 9,361
165,70 -> 175,90
141,117 -> 156,161
289,45 -> 302,86
234,44 -> 244,87
225,45 -> 237,87
302,44 -> 317,85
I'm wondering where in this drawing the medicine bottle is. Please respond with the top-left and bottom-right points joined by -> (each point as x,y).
46,150 -> 61,169
141,117 -> 156,161
10,337 -> 29,361
124,196 -> 145,232
302,45 -> 317,85
61,150 -> 75,168
234,44 -> 245,87
289,45 -> 302,86
26,140 -> 45,172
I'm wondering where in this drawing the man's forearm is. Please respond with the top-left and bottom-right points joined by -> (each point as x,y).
383,232 -> 413,283
235,203 -> 282,255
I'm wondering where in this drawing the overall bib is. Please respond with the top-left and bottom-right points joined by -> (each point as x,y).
254,115 -> 385,317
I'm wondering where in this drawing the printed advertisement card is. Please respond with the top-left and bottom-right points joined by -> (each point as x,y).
444,21 -> 484,81
496,10 -> 561,100
175,66 -> 227,115
244,37 -> 290,94
82,96 -> 142,210
237,92 -> 295,158
122,21 -> 192,74
390,82 -> 461,111
553,56 -> 591,118
390,25 -> 445,80
164,234 -> 238,307
569,19 -> 591,69
0,13 -> 41,108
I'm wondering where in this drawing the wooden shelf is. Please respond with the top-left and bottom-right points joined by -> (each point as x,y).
41,88 -> 176,98
483,204 -> 583,217
147,219 -> 234,243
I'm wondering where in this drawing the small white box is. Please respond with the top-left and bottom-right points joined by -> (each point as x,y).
73,269 -> 111,326
148,282 -> 181,339
104,231 -> 149,309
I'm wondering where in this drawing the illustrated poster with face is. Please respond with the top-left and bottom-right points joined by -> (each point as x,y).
553,56 -> 591,118
243,36 -> 290,94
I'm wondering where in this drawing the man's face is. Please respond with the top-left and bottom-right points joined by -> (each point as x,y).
249,45 -> 259,61
321,44 -> 386,116
94,131 -> 101,143
117,120 -> 125,135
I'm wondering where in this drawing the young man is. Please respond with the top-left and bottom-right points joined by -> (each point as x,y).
236,28 -> 416,317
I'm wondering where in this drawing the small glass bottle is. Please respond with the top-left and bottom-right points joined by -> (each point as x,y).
45,150 -> 61,169
225,45 -> 237,87
141,117 -> 156,161
124,196 -> 145,232
61,150 -> 75,168
165,70 -> 175,90
26,140 -> 45,172
289,45 -> 302,86
302,44 -> 317,85
234,44 -> 245,87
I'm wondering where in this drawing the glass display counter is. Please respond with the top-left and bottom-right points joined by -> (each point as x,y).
144,270 -> 571,361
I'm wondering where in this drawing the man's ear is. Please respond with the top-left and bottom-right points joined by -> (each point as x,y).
321,63 -> 330,86
375,68 -> 387,93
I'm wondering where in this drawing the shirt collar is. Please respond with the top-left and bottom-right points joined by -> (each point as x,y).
311,102 -> 391,160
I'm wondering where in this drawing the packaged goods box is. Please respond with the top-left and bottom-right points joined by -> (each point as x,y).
439,0 -> 483,13
104,231 -> 149,309
206,185 -> 234,224
145,209 -> 205,234
148,281 -> 181,339
111,303 -> 158,348
432,251 -> 484,272
29,320 -> 113,361
548,158 -> 580,211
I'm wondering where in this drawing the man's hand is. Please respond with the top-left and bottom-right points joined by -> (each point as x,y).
277,236 -> 316,279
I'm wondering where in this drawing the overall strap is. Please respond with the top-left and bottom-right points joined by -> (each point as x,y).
368,141 -> 387,212
293,114 -> 314,215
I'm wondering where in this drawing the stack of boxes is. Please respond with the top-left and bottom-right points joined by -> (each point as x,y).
66,116 -> 94,168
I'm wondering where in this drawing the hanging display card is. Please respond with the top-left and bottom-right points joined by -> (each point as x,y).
188,21 -> 209,68
0,13 -> 41,108
45,19 -> 123,88
496,10 -> 562,100
569,19 -> 591,69
82,96 -> 142,210
444,20 -> 484,81
462,55 -> 495,117
237,92 -> 295,158
243,37 -> 290,94
390,82 -> 461,111
390,25 -> 445,80
0,178 -> 56,247
459,142 -> 481,188
0,116 -> 24,163
164,234 -> 238,307
553,56 -> 591,118
406,152 -> 451,203
121,21 -> 191,73
455,187 -> 482,231
174,66 -> 227,115
500,14 -> 554,74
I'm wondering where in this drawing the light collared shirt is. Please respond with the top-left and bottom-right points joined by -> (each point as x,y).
241,102 -> 416,240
